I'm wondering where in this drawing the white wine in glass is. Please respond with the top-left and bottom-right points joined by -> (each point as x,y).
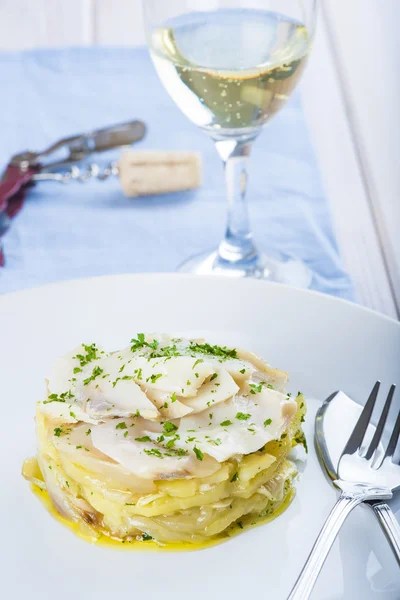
144,1 -> 317,285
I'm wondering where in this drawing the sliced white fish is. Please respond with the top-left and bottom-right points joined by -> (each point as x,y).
196,356 -> 254,386
46,346 -> 90,395
145,388 -> 194,419
181,368 -> 239,414
84,378 -> 159,420
176,387 -> 297,462
47,346 -> 160,421
37,401 -> 98,425
236,349 -> 288,392
91,418 -> 220,480
120,356 -> 215,397
53,423 -> 157,494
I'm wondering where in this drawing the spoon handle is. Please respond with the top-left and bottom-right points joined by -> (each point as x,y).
287,491 -> 361,600
288,483 -> 392,600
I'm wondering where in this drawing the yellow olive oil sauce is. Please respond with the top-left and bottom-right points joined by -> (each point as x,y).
31,483 -> 296,552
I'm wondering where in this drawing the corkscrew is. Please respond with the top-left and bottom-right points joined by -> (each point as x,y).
31,150 -> 201,197
1,119 -> 201,200
33,162 -> 120,184
0,120 -> 201,265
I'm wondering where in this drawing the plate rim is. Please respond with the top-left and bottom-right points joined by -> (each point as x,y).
1,272 -> 399,329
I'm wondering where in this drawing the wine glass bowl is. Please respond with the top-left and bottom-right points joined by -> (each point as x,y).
144,0 -> 317,285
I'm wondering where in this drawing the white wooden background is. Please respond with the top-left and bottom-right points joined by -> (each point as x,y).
0,0 -> 399,319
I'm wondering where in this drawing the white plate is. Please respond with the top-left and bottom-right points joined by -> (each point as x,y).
1,274 -> 399,600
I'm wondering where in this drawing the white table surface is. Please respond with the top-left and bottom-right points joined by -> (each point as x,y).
0,0 -> 398,318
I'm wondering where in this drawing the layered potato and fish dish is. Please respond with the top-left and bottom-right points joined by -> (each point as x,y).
22,334 -> 307,548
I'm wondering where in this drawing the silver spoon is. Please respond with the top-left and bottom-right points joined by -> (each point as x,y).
289,383 -> 400,599
315,389 -> 400,566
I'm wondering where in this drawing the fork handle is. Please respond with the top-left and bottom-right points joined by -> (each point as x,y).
370,501 -> 400,566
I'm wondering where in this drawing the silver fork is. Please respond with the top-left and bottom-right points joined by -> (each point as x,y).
288,382 -> 399,600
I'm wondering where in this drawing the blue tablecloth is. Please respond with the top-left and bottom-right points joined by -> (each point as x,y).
0,47 -> 353,299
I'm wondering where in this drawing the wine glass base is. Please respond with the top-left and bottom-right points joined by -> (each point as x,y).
177,249 -> 313,288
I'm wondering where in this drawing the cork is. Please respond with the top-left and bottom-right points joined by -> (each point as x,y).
118,150 -> 202,197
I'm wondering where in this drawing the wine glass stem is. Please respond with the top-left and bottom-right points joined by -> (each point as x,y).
214,137 -> 259,265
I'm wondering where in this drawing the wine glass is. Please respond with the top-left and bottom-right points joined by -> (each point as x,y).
143,0 -> 318,286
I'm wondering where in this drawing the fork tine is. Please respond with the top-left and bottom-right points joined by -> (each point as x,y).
341,381 -> 380,456
364,384 -> 395,460
384,387 -> 400,460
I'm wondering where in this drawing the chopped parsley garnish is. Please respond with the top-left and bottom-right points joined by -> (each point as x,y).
69,411 -> 76,419
73,367 -> 82,374
146,373 -> 163,384
188,342 -> 237,359
147,344 -> 180,359
83,366 -> 104,386
263,418 -> 272,427
116,422 -> 127,430
85,428 -> 91,436
170,392 -> 177,403
134,368 -> 143,380
186,380 -> 191,386
239,368 -> 246,374
193,447 -> 203,461
165,447 -> 188,457
124,431 -> 128,438
267,384 -> 274,389
141,533 -> 153,541
130,333 -> 159,353
235,412 -> 251,421
249,383 -> 263,394
53,427 -> 63,437
231,472 -> 239,482
163,421 -> 178,434
237,521 -> 243,529
220,420 -> 232,427
192,359 -> 204,369
74,343 -> 100,367
210,373 -> 218,381
281,433 -> 287,439
131,332 -> 145,348
294,433 -> 308,453
300,402 -> 304,409
119,364 -> 125,373
144,448 -> 163,458
135,436 -> 151,442
209,413 -> 213,420
43,390 -> 74,404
